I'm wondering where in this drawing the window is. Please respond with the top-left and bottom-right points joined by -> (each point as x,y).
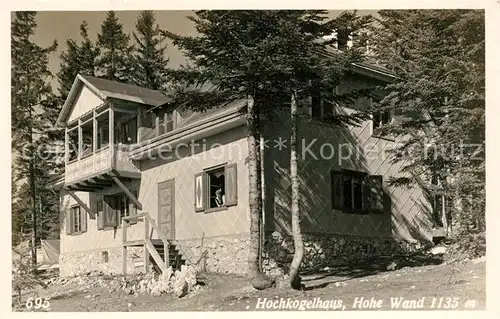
157,110 -> 174,135
372,110 -> 392,130
96,192 -> 138,230
97,123 -> 109,150
311,87 -> 336,122
116,117 -> 137,144
166,112 -> 174,132
207,167 -> 225,209
68,129 -> 78,161
431,175 -> 444,228
331,170 -> 385,214
81,123 -> 93,157
72,206 -> 81,233
194,164 -> 238,212
147,111 -> 156,129
66,205 -> 87,235
116,193 -> 137,224
371,98 -> 393,137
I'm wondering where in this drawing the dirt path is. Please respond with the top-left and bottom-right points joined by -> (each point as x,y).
16,258 -> 485,312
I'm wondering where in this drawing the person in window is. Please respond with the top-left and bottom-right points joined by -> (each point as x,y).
215,188 -> 226,207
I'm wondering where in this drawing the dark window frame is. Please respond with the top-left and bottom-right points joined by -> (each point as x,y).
311,86 -> 337,123
98,191 -> 138,230
206,166 -> 226,211
156,110 -> 175,136
371,98 -> 394,138
331,169 -> 384,215
70,205 -> 83,234
195,163 -> 238,213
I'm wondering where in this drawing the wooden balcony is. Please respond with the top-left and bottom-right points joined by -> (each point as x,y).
64,144 -> 140,187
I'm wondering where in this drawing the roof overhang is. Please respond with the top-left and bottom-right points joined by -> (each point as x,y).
55,74 -> 107,128
351,62 -> 395,83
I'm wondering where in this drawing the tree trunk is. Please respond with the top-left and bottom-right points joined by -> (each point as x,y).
289,91 -> 304,290
256,112 -> 263,270
247,94 -> 274,290
28,107 -> 37,271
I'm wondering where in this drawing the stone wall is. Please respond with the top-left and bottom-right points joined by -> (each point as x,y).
174,234 -> 250,275
59,246 -> 145,277
262,231 -> 425,276
59,232 -> 427,278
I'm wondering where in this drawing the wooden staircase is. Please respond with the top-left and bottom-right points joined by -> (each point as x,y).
149,240 -> 185,273
122,212 -> 185,275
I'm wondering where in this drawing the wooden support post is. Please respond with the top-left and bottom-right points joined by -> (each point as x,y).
64,128 -> 69,165
78,119 -> 83,160
155,112 -> 160,136
65,189 -> 95,219
109,106 -> 115,166
144,218 -> 149,273
137,107 -> 143,142
122,220 -> 128,275
93,111 -> 98,152
111,175 -> 143,210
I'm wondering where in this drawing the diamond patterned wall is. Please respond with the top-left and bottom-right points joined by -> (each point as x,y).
139,125 -> 250,241
263,109 -> 433,242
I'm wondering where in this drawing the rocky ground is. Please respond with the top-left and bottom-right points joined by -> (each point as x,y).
12,255 -> 486,312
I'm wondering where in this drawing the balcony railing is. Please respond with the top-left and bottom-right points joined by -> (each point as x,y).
65,144 -> 140,185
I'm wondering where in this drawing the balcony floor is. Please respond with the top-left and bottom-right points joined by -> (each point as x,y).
64,170 -> 140,192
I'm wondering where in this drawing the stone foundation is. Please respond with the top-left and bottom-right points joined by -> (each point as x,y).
59,246 -> 145,277
262,232 -> 425,276
59,233 -> 426,278
174,234 -> 250,275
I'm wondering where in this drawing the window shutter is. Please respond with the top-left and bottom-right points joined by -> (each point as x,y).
129,191 -> 138,225
80,206 -> 87,233
362,178 -> 372,214
369,175 -> 384,213
103,196 -> 118,227
97,199 -> 104,230
88,193 -> 96,220
194,172 -> 205,212
331,170 -> 343,210
225,163 -> 238,206
65,210 -> 73,235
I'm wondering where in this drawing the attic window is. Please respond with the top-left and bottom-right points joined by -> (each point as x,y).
157,110 -> 174,135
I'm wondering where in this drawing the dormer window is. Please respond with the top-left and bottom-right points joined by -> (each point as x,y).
157,110 -> 175,135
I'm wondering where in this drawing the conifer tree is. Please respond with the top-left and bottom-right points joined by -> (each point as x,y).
165,10 -> 370,289
369,10 -> 485,238
57,21 -> 100,102
11,11 -> 59,266
96,11 -> 133,83
130,11 -> 170,90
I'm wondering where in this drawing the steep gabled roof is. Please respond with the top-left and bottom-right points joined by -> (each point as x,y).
81,75 -> 169,106
56,74 -> 170,127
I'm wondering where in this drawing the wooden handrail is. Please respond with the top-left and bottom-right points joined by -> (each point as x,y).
122,211 -> 170,271
122,212 -> 146,221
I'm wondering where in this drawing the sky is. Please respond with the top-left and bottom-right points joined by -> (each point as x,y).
28,10 -> 378,90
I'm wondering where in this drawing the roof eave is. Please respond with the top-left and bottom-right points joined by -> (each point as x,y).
55,74 -> 107,127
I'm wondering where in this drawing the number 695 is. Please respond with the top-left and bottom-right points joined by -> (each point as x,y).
25,297 -> 50,310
